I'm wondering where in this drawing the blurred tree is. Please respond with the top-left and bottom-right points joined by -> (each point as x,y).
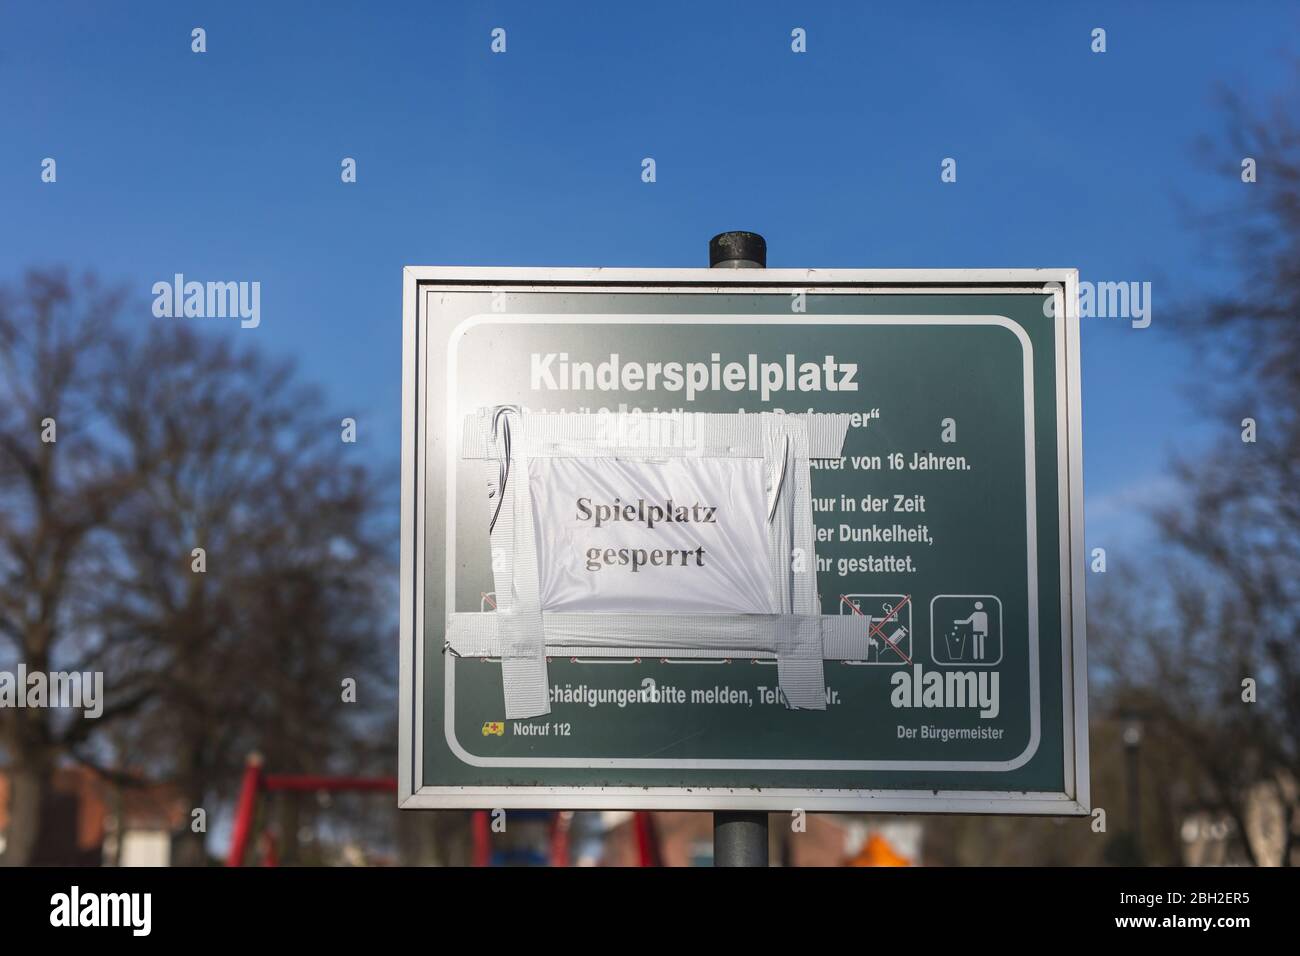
0,270 -> 393,866
0,271 -> 154,865
95,323 -> 392,866
1095,70 -> 1300,866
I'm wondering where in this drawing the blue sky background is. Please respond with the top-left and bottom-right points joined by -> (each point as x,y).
3,0 -> 1296,562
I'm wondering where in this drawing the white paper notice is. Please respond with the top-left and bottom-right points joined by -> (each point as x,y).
528,456 -> 774,614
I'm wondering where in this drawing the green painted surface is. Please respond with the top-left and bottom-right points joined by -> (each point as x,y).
420,289 -> 1074,795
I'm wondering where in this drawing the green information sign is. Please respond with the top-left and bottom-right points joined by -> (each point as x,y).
399,268 -> 1088,814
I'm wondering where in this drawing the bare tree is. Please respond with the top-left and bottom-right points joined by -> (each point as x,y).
0,270 -> 392,866
0,271 -> 153,865
1094,67 -> 1300,866
93,323 -> 393,865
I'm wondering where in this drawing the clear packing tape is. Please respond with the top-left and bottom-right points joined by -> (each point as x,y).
451,406 -> 876,719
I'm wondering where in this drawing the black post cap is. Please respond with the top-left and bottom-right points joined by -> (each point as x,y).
709,231 -> 767,268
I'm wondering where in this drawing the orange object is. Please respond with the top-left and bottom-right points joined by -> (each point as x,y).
845,832 -> 911,867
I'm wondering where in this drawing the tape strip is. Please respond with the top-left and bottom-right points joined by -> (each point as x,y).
763,413 -> 826,709
789,418 -> 828,705
776,616 -> 827,708
485,411 -> 550,720
447,612 -> 881,660
463,410 -> 851,460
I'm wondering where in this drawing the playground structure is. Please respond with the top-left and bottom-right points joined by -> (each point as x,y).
226,754 -> 662,866
226,754 -> 398,866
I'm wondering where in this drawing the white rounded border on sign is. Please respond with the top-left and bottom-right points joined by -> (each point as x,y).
439,312 -> 1041,774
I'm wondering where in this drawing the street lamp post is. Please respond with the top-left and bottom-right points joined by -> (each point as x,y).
1122,712 -> 1144,863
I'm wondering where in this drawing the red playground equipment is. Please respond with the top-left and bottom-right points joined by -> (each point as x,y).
226,753 -> 662,866
226,754 -> 397,866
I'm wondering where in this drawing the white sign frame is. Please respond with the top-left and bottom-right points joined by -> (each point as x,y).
399,267 -> 1088,815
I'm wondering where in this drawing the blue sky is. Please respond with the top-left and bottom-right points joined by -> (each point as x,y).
3,0 -> 1295,561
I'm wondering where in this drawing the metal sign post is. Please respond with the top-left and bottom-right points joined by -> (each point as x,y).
709,231 -> 770,867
